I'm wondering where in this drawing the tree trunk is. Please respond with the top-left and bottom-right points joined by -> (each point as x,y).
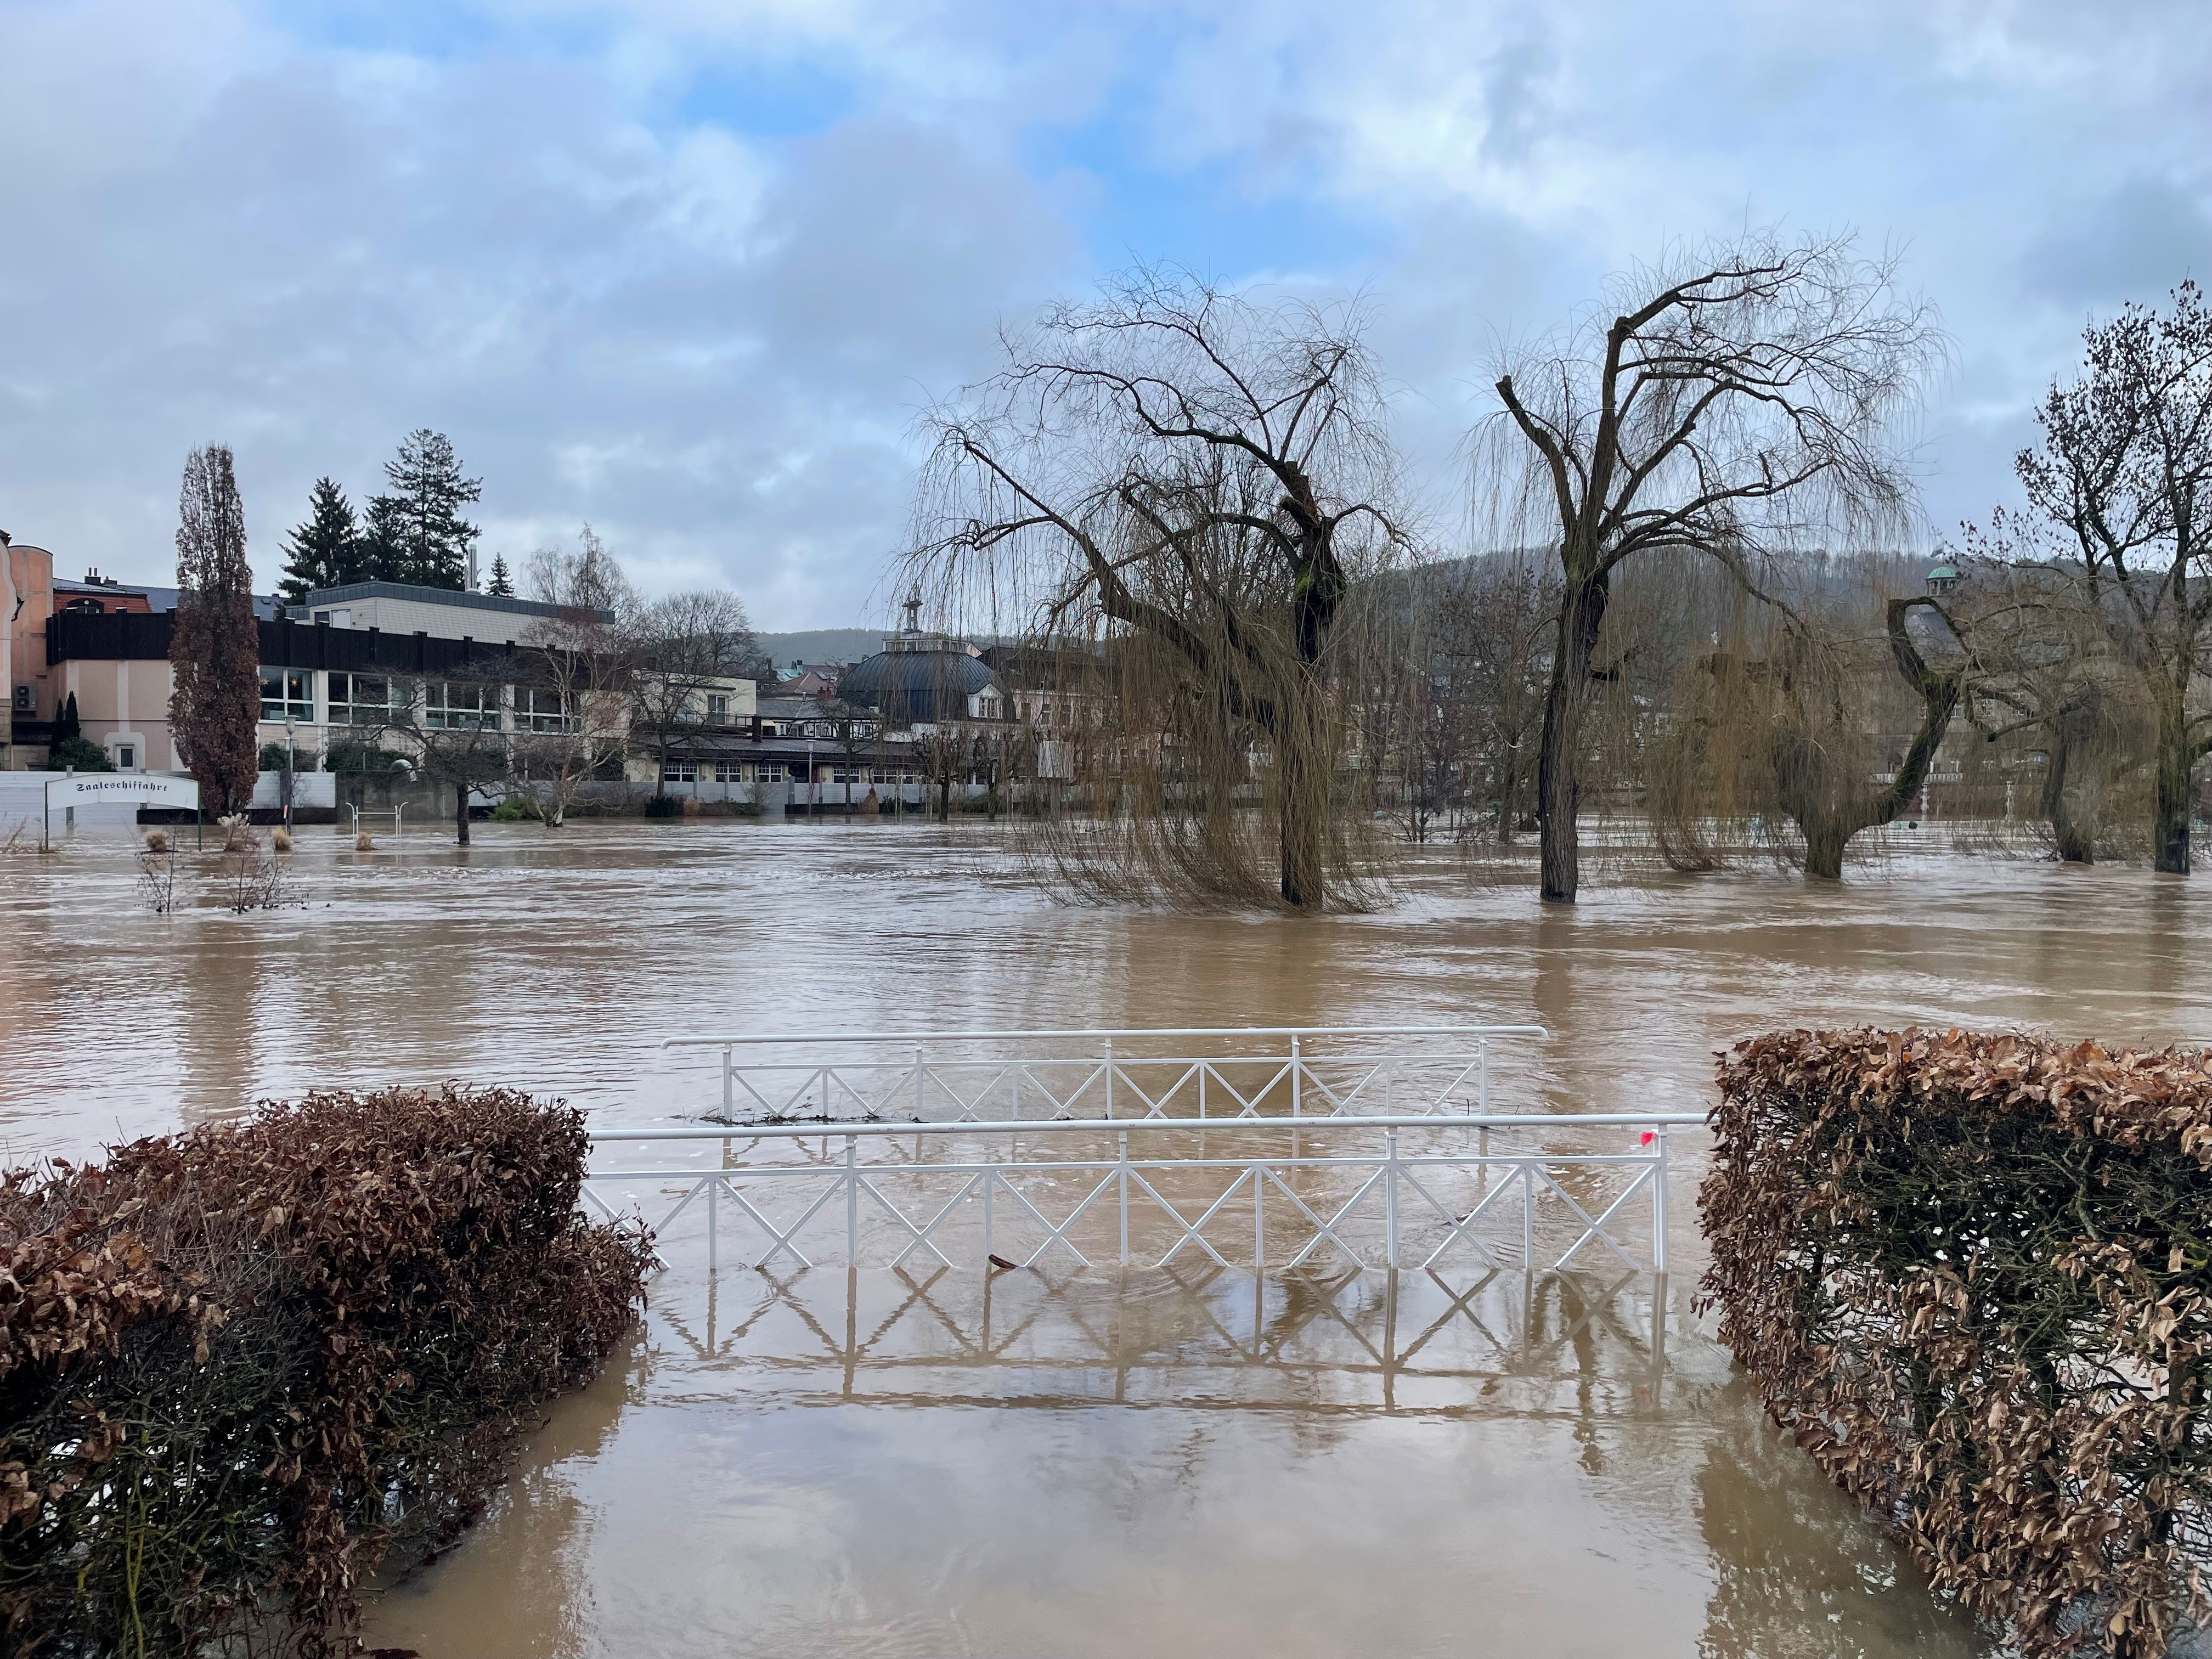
455,781 -> 470,845
1536,574 -> 1607,904
2153,696 -> 2193,876
1277,694 -> 1325,909
2040,719 -> 2092,865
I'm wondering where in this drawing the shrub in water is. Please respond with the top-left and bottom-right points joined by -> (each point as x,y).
1702,1029 -> 2212,1657
0,1086 -> 652,1657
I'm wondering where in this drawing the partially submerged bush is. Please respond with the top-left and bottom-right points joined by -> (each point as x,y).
1702,1029 -> 2212,1657
0,1086 -> 651,1657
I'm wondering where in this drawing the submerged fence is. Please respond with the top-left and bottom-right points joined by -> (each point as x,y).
603,1027 -> 1701,1275
658,1024 -> 1550,1125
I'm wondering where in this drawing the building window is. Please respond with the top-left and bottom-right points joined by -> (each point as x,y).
662,759 -> 698,783
114,745 -> 136,769
707,693 -> 729,726
328,673 -> 397,726
516,686 -> 575,733
259,668 -> 313,721
425,682 -> 498,730
746,762 -> 787,782
829,765 -> 868,783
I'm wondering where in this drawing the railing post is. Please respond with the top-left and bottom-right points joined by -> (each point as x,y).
722,1045 -> 733,1118
984,1165 -> 994,1265
1522,1163 -> 1535,1274
845,1138 -> 858,1262
707,1173 -> 718,1272
1104,1035 -> 1114,1118
1652,1126 -> 1670,1274
1385,1126 -> 1399,1269
913,1046 -> 924,1118
1118,1130 -> 1130,1266
1254,1164 -> 1265,1270
1479,1040 -> 1489,1114
1291,1034 -> 1301,1118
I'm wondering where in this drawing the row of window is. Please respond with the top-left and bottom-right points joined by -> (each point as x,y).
258,669 -> 578,733
656,761 -> 932,785
661,760 -> 792,783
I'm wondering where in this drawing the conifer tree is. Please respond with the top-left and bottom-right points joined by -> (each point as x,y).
361,429 -> 481,590
276,477 -> 361,606
168,444 -> 261,814
484,554 -> 515,597
56,692 -> 81,745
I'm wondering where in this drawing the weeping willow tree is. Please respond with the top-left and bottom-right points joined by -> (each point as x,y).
905,268 -> 1408,911
1647,561 -> 1995,879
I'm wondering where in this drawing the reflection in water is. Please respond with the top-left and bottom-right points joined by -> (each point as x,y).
8,826 -> 2181,1654
1696,1388 -> 1981,1657
369,1264 -> 1743,1658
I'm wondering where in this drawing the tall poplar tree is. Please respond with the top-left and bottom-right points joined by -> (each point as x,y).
169,444 -> 261,813
361,429 -> 481,590
276,476 -> 362,606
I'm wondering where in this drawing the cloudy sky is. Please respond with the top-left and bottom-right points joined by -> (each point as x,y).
2,0 -> 2205,627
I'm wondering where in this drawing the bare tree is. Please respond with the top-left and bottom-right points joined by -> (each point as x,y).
363,674 -> 512,844
525,523 -> 637,618
1977,281 -> 2212,874
513,623 -> 631,827
1476,230 -> 1940,902
629,589 -> 765,794
170,445 -> 261,814
907,266 -> 1409,911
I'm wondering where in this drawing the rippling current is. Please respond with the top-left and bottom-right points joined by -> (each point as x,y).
5,819 -> 2207,1656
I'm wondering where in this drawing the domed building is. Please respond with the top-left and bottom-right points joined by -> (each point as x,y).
838,594 -> 1005,729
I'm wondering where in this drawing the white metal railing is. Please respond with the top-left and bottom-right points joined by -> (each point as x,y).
658,1025 -> 1549,1125
582,1111 -> 1699,1276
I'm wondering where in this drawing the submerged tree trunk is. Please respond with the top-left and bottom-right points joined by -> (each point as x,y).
1779,599 -> 1961,881
455,781 -> 471,845
1276,689 -> 1325,909
1536,573 -> 1608,904
2153,692 -> 2194,876
2040,705 -> 2094,865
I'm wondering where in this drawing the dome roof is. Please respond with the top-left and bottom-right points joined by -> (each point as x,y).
840,645 -> 1000,723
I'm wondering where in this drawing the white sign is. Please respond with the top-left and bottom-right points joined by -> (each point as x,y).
46,772 -> 202,811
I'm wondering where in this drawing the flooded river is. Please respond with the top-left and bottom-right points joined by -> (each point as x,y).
5,822 -> 2209,1656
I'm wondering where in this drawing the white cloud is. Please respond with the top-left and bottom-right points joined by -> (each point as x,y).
1,0 -> 2205,620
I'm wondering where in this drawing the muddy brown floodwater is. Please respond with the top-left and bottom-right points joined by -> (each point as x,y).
6,821 -> 2210,1656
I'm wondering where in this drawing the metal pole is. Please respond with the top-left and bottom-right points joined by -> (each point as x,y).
1652,1127 -> 1671,1274
722,1045 -> 733,1118
1104,1035 -> 1114,1118
1118,1130 -> 1130,1266
1522,1164 -> 1536,1274
1385,1126 -> 1399,1269
1479,1040 -> 1488,1114
914,1045 -> 924,1118
845,1139 -> 858,1262
707,1175 -> 718,1272
1290,1034 -> 1301,1118
1253,1164 -> 1265,1271
984,1165 -> 994,1265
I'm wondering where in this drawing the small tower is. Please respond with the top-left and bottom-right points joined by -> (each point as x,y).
901,588 -> 923,635
1925,561 -> 1959,597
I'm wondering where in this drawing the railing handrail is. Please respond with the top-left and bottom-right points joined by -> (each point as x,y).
586,1111 -> 1701,1144
662,1024 -> 1548,1049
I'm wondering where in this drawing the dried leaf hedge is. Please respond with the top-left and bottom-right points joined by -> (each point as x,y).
1702,1029 -> 2212,1657
0,1085 -> 652,1658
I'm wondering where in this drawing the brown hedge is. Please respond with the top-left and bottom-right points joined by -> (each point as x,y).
1702,1028 -> 2212,1657
0,1085 -> 652,1658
